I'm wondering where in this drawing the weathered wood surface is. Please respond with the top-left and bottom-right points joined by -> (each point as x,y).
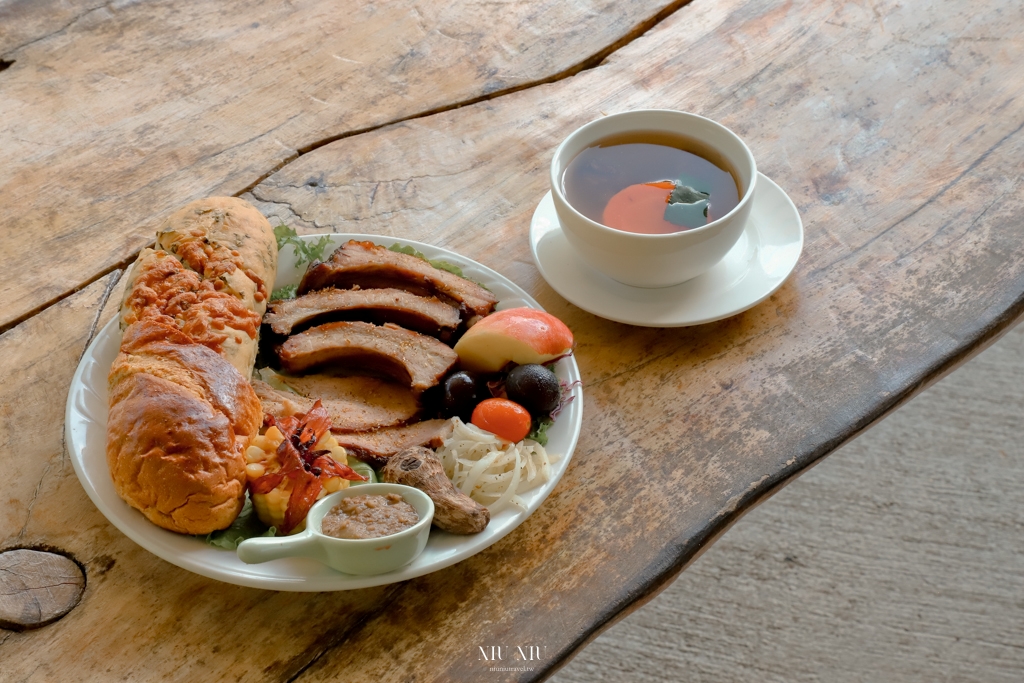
554,324 -> 1024,682
0,0 -> 685,331
233,0 -> 1024,678
1,0 -> 1023,682
0,274 -> 403,677
0,550 -> 85,631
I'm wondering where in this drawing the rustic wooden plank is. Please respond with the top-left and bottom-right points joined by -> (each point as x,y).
234,0 -> 1021,681
0,0 -> 100,55
0,0 -> 686,331
0,274 -> 405,678
552,324 -> 1024,682
1,1 -> 1021,682
0,550 -> 85,631
0,272 -> 119,547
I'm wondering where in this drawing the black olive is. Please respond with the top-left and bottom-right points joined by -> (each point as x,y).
505,364 -> 560,415
442,371 -> 482,421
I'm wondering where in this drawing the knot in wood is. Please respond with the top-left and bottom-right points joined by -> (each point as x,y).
0,549 -> 86,631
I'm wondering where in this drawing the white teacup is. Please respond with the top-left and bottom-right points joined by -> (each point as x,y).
550,110 -> 757,288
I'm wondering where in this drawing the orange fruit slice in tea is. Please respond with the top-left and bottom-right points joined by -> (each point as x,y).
601,181 -> 679,234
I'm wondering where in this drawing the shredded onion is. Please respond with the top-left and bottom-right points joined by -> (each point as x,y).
436,418 -> 558,514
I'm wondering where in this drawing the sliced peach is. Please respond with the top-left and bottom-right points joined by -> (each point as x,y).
454,307 -> 573,373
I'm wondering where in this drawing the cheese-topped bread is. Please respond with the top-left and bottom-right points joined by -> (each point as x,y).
108,197 -> 278,534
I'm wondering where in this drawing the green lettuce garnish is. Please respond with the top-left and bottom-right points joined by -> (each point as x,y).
274,225 -> 332,267
270,283 -> 298,300
527,418 -> 554,446
387,243 -> 492,291
347,459 -> 378,486
203,495 -> 275,550
388,243 -> 465,277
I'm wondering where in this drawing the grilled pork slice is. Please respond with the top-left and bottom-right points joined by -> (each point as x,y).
278,321 -> 458,393
333,420 -> 454,468
265,287 -> 460,339
298,240 -> 497,319
252,376 -> 419,432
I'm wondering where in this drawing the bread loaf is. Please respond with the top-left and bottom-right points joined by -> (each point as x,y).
119,197 -> 278,376
155,196 -> 277,313
119,248 -> 263,376
107,320 -> 262,534
108,196 -> 278,534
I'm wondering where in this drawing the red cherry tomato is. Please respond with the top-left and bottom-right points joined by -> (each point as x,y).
471,398 -> 532,443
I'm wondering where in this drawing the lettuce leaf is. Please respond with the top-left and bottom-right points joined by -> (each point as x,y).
203,495 -> 275,550
274,225 -> 332,267
527,418 -> 554,446
348,459 -> 378,485
270,283 -> 298,300
387,243 -> 466,277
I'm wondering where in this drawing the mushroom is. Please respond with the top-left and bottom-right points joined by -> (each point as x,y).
382,447 -> 489,534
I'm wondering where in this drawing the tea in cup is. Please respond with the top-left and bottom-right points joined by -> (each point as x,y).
549,110 -> 757,288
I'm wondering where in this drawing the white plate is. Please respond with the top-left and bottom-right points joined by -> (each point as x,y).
530,172 -> 803,327
65,234 -> 582,591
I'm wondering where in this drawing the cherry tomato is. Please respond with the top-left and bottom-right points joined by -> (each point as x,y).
471,398 -> 532,442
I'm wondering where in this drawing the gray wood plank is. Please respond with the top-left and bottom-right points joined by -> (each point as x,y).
552,324 -> 1024,682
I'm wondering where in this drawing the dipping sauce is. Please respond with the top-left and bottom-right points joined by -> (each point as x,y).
561,131 -> 741,234
321,493 -> 419,539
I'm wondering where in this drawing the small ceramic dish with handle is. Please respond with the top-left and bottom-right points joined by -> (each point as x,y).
236,483 -> 434,576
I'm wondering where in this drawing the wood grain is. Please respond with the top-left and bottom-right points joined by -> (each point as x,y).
0,0 -> 102,55
0,550 -> 85,631
554,324 -> 1024,683
0,271 -> 119,548
0,274 -> 403,678
0,0 -> 1021,681
0,0 -> 685,331
241,0 -> 1022,680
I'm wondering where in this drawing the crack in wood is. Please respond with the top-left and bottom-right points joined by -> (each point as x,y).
17,460 -> 53,542
237,0 -> 697,196
1,2 -> 109,58
0,253 -> 137,337
284,585 -> 406,682
900,185 -> 1013,264
244,190 -> 309,228
80,270 -> 124,359
0,0 -> 697,335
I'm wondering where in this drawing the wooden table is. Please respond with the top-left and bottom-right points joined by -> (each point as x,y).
1,0 -> 1021,679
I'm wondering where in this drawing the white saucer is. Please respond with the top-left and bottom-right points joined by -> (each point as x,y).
529,172 -> 803,327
